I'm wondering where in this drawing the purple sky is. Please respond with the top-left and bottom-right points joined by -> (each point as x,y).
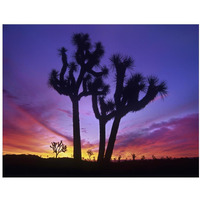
3,25 -> 199,158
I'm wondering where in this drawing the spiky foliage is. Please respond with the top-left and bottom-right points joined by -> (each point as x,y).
110,54 -> 134,109
50,140 -> 67,158
104,54 -> 168,162
88,73 -> 116,162
49,33 -> 108,99
48,33 -> 108,161
87,77 -> 109,95
99,97 -> 115,115
109,55 -> 168,117
123,73 -> 146,106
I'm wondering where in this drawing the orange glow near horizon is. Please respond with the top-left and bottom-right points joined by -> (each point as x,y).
3,87 -> 199,161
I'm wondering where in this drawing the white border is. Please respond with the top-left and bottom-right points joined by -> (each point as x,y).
1,1 -> 200,200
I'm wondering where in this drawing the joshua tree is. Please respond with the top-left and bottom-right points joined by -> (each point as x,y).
88,77 -> 116,162
118,155 -> 121,162
132,153 -> 136,160
166,156 -> 172,160
104,54 -> 167,162
49,33 -> 108,161
141,155 -> 145,160
152,155 -> 157,160
87,149 -> 94,160
50,140 -> 67,158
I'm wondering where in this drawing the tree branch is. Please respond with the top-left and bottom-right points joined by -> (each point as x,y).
76,68 -> 85,93
88,69 -> 105,77
59,49 -> 68,83
105,110 -> 116,122
92,95 -> 101,119
78,90 -> 106,100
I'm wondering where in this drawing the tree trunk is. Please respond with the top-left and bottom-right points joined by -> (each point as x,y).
97,120 -> 106,163
72,99 -> 82,161
104,116 -> 121,163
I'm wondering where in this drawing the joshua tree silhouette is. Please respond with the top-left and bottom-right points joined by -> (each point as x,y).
118,155 -> 121,162
49,33 -> 167,163
132,153 -> 136,160
152,155 -> 157,160
50,140 -> 67,158
49,33 -> 108,161
104,54 -> 167,162
89,77 -> 116,162
87,149 -> 94,160
141,155 -> 146,160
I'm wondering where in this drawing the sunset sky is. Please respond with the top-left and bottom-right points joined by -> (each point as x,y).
3,25 -> 199,159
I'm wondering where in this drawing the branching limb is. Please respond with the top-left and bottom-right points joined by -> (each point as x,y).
92,95 -> 101,119
59,47 -> 68,83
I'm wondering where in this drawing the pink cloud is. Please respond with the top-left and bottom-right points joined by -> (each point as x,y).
112,113 -> 199,158
3,89 -> 199,159
58,108 -> 72,118
3,91 -> 73,155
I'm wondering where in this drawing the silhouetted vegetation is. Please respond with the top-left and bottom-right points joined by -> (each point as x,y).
90,53 -> 167,163
49,33 -> 107,161
118,155 -> 121,162
103,55 -> 167,162
3,154 -> 199,177
48,33 -> 167,163
87,149 -> 94,160
141,155 -> 146,160
132,153 -> 136,160
152,155 -> 157,160
91,83 -> 115,162
50,140 -> 67,158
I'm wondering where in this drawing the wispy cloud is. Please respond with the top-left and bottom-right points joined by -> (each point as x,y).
81,128 -> 87,134
3,89 -> 18,100
3,89 -> 198,159
58,108 -> 72,118
3,91 -> 73,155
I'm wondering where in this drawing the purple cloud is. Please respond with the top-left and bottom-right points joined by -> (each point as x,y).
113,113 -> 199,157
58,108 -> 72,118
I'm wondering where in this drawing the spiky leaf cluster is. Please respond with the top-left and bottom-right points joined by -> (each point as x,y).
49,33 -> 109,100
110,54 -> 168,117
99,97 -> 115,115
110,54 -> 134,108
87,77 -> 109,95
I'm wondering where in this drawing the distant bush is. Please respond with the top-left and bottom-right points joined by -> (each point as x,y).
131,153 -> 136,160
152,155 -> 156,160
141,155 -> 145,160
118,155 -> 121,162
87,150 -> 94,160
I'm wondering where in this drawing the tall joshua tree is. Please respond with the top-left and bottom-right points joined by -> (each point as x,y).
49,33 -> 108,161
88,77 -> 116,162
104,54 -> 167,162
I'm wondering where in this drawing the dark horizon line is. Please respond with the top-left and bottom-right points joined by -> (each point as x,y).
3,153 -> 199,160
